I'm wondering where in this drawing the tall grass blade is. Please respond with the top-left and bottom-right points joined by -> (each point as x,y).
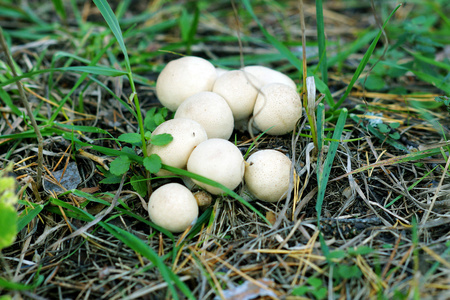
241,0 -> 302,73
332,4 -> 402,110
315,0 -> 327,84
17,203 -> 46,231
51,0 -> 66,21
316,108 -> 348,222
92,0 -> 131,73
0,274 -> 44,291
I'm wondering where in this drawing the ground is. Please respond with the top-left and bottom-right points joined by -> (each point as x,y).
0,0 -> 449,299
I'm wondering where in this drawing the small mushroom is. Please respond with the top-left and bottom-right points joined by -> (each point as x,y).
147,118 -> 207,176
156,56 -> 217,111
193,190 -> 213,210
148,183 -> 198,233
187,139 -> 245,195
253,83 -> 302,135
212,70 -> 259,121
241,65 -> 297,90
244,149 -> 292,202
174,91 -> 234,140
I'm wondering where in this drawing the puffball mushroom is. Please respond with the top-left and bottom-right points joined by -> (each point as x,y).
253,83 -> 302,135
174,91 -> 234,140
242,65 -> 297,90
244,149 -> 292,202
212,70 -> 259,121
187,139 -> 245,195
147,118 -> 207,176
156,56 -> 217,111
148,183 -> 198,232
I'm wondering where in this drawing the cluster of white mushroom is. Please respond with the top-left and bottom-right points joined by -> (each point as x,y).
147,56 -> 301,232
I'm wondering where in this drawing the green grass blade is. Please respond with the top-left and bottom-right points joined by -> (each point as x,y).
410,70 -> 450,94
54,123 -> 112,136
332,4 -> 402,110
51,0 -> 66,21
60,66 -> 128,76
48,37 -> 119,123
92,0 -> 131,73
406,49 -> 450,72
0,65 -> 127,88
314,75 -> 334,109
0,275 -> 44,291
62,136 -> 143,163
88,76 -> 138,119
315,0 -> 327,84
316,108 -> 348,222
0,87 -> 22,115
241,0 -> 302,74
17,203 -> 46,231
186,4 -> 200,55
326,29 -> 377,68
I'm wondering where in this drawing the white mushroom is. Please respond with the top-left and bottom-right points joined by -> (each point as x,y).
253,83 -> 302,135
241,65 -> 297,90
244,149 -> 292,202
148,183 -> 199,233
212,70 -> 259,121
187,139 -> 245,195
174,91 -> 234,140
156,56 -> 217,111
147,118 -> 207,176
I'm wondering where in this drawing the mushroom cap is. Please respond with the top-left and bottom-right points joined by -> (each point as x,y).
187,139 -> 245,195
253,83 -> 302,135
174,91 -> 234,140
244,149 -> 292,202
212,70 -> 259,121
156,56 -> 217,111
147,118 -> 208,176
148,183 -> 199,232
241,65 -> 297,90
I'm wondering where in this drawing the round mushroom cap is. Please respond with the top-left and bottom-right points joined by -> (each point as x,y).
187,139 -> 245,195
156,56 -> 217,111
148,183 -> 199,232
147,118 -> 207,176
244,149 -> 292,202
241,65 -> 297,90
212,70 -> 259,121
174,91 -> 234,140
253,83 -> 302,135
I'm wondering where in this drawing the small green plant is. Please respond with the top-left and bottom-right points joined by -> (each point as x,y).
376,121 -> 401,140
0,164 -> 18,251
292,277 -> 327,300
435,96 -> 450,113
